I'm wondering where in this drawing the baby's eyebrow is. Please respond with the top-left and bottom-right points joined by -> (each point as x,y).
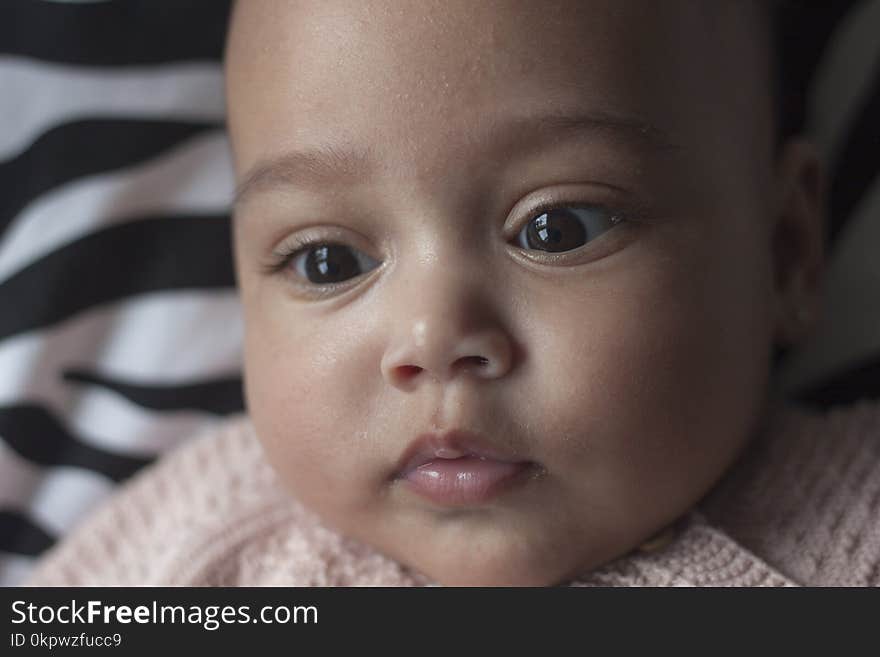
235,141 -> 373,208
233,109 -> 679,208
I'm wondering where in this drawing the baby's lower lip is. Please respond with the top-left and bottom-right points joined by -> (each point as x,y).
401,456 -> 534,506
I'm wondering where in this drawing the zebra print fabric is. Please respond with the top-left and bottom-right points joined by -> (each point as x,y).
0,0 -> 241,586
1,0 -> 877,586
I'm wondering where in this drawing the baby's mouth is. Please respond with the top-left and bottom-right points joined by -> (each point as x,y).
394,430 -> 538,506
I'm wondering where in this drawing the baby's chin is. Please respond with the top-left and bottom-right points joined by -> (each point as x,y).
358,521 -> 629,587
401,544 -> 615,587
422,560 -> 582,587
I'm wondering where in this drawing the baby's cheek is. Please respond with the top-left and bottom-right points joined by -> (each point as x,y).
243,323 -> 386,522
521,254 -> 765,520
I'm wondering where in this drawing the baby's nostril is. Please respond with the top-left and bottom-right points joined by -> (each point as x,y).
398,365 -> 423,379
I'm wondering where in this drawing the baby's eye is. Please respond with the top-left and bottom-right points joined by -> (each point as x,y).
290,243 -> 380,285
515,205 -> 622,253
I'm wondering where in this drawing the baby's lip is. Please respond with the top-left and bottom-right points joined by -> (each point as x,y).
393,429 -> 528,478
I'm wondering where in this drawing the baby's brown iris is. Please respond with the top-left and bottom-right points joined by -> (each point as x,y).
305,245 -> 361,284
523,209 -> 589,253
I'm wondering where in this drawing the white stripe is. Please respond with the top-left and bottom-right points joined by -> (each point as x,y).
65,387 -> 234,457
807,0 -> 880,168
0,56 -> 224,161
0,290 -> 243,390
775,175 -> 880,395
0,290 -> 243,456
0,554 -> 37,587
0,439 -> 114,538
0,130 -> 234,283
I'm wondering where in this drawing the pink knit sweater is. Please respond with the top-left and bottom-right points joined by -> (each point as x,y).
25,399 -> 880,587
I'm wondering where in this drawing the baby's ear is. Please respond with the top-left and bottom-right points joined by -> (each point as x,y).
771,137 -> 827,347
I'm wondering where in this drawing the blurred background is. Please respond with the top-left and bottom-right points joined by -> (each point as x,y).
1,0 -> 878,586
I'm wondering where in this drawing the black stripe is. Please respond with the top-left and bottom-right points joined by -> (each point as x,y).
0,404 -> 152,483
63,369 -> 245,416
774,1 -> 861,142
0,214 -> 234,341
0,510 -> 55,557
0,0 -> 232,66
827,68 -> 880,244
795,353 -> 880,409
0,120 -> 219,237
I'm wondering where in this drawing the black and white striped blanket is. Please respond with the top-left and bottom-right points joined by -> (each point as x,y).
1,0 -> 877,585
0,0 -> 241,585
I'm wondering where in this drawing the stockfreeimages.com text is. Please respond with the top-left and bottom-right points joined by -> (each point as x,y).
11,600 -> 317,631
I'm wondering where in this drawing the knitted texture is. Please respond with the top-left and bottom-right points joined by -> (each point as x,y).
700,399 -> 880,586
25,400 -> 880,587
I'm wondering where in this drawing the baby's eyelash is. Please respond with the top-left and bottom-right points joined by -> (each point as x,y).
261,235 -> 319,276
525,200 -> 627,226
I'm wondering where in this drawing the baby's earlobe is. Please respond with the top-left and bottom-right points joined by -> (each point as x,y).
773,265 -> 824,348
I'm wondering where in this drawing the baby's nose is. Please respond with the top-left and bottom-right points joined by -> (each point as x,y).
381,319 -> 514,390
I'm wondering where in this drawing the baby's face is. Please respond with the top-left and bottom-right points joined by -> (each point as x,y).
227,0 -> 782,585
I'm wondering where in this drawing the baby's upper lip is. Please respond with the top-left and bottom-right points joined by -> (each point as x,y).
394,429 -> 527,478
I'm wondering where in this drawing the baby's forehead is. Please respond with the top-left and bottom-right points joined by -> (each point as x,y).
225,1 -> 774,184
226,0 -> 770,78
